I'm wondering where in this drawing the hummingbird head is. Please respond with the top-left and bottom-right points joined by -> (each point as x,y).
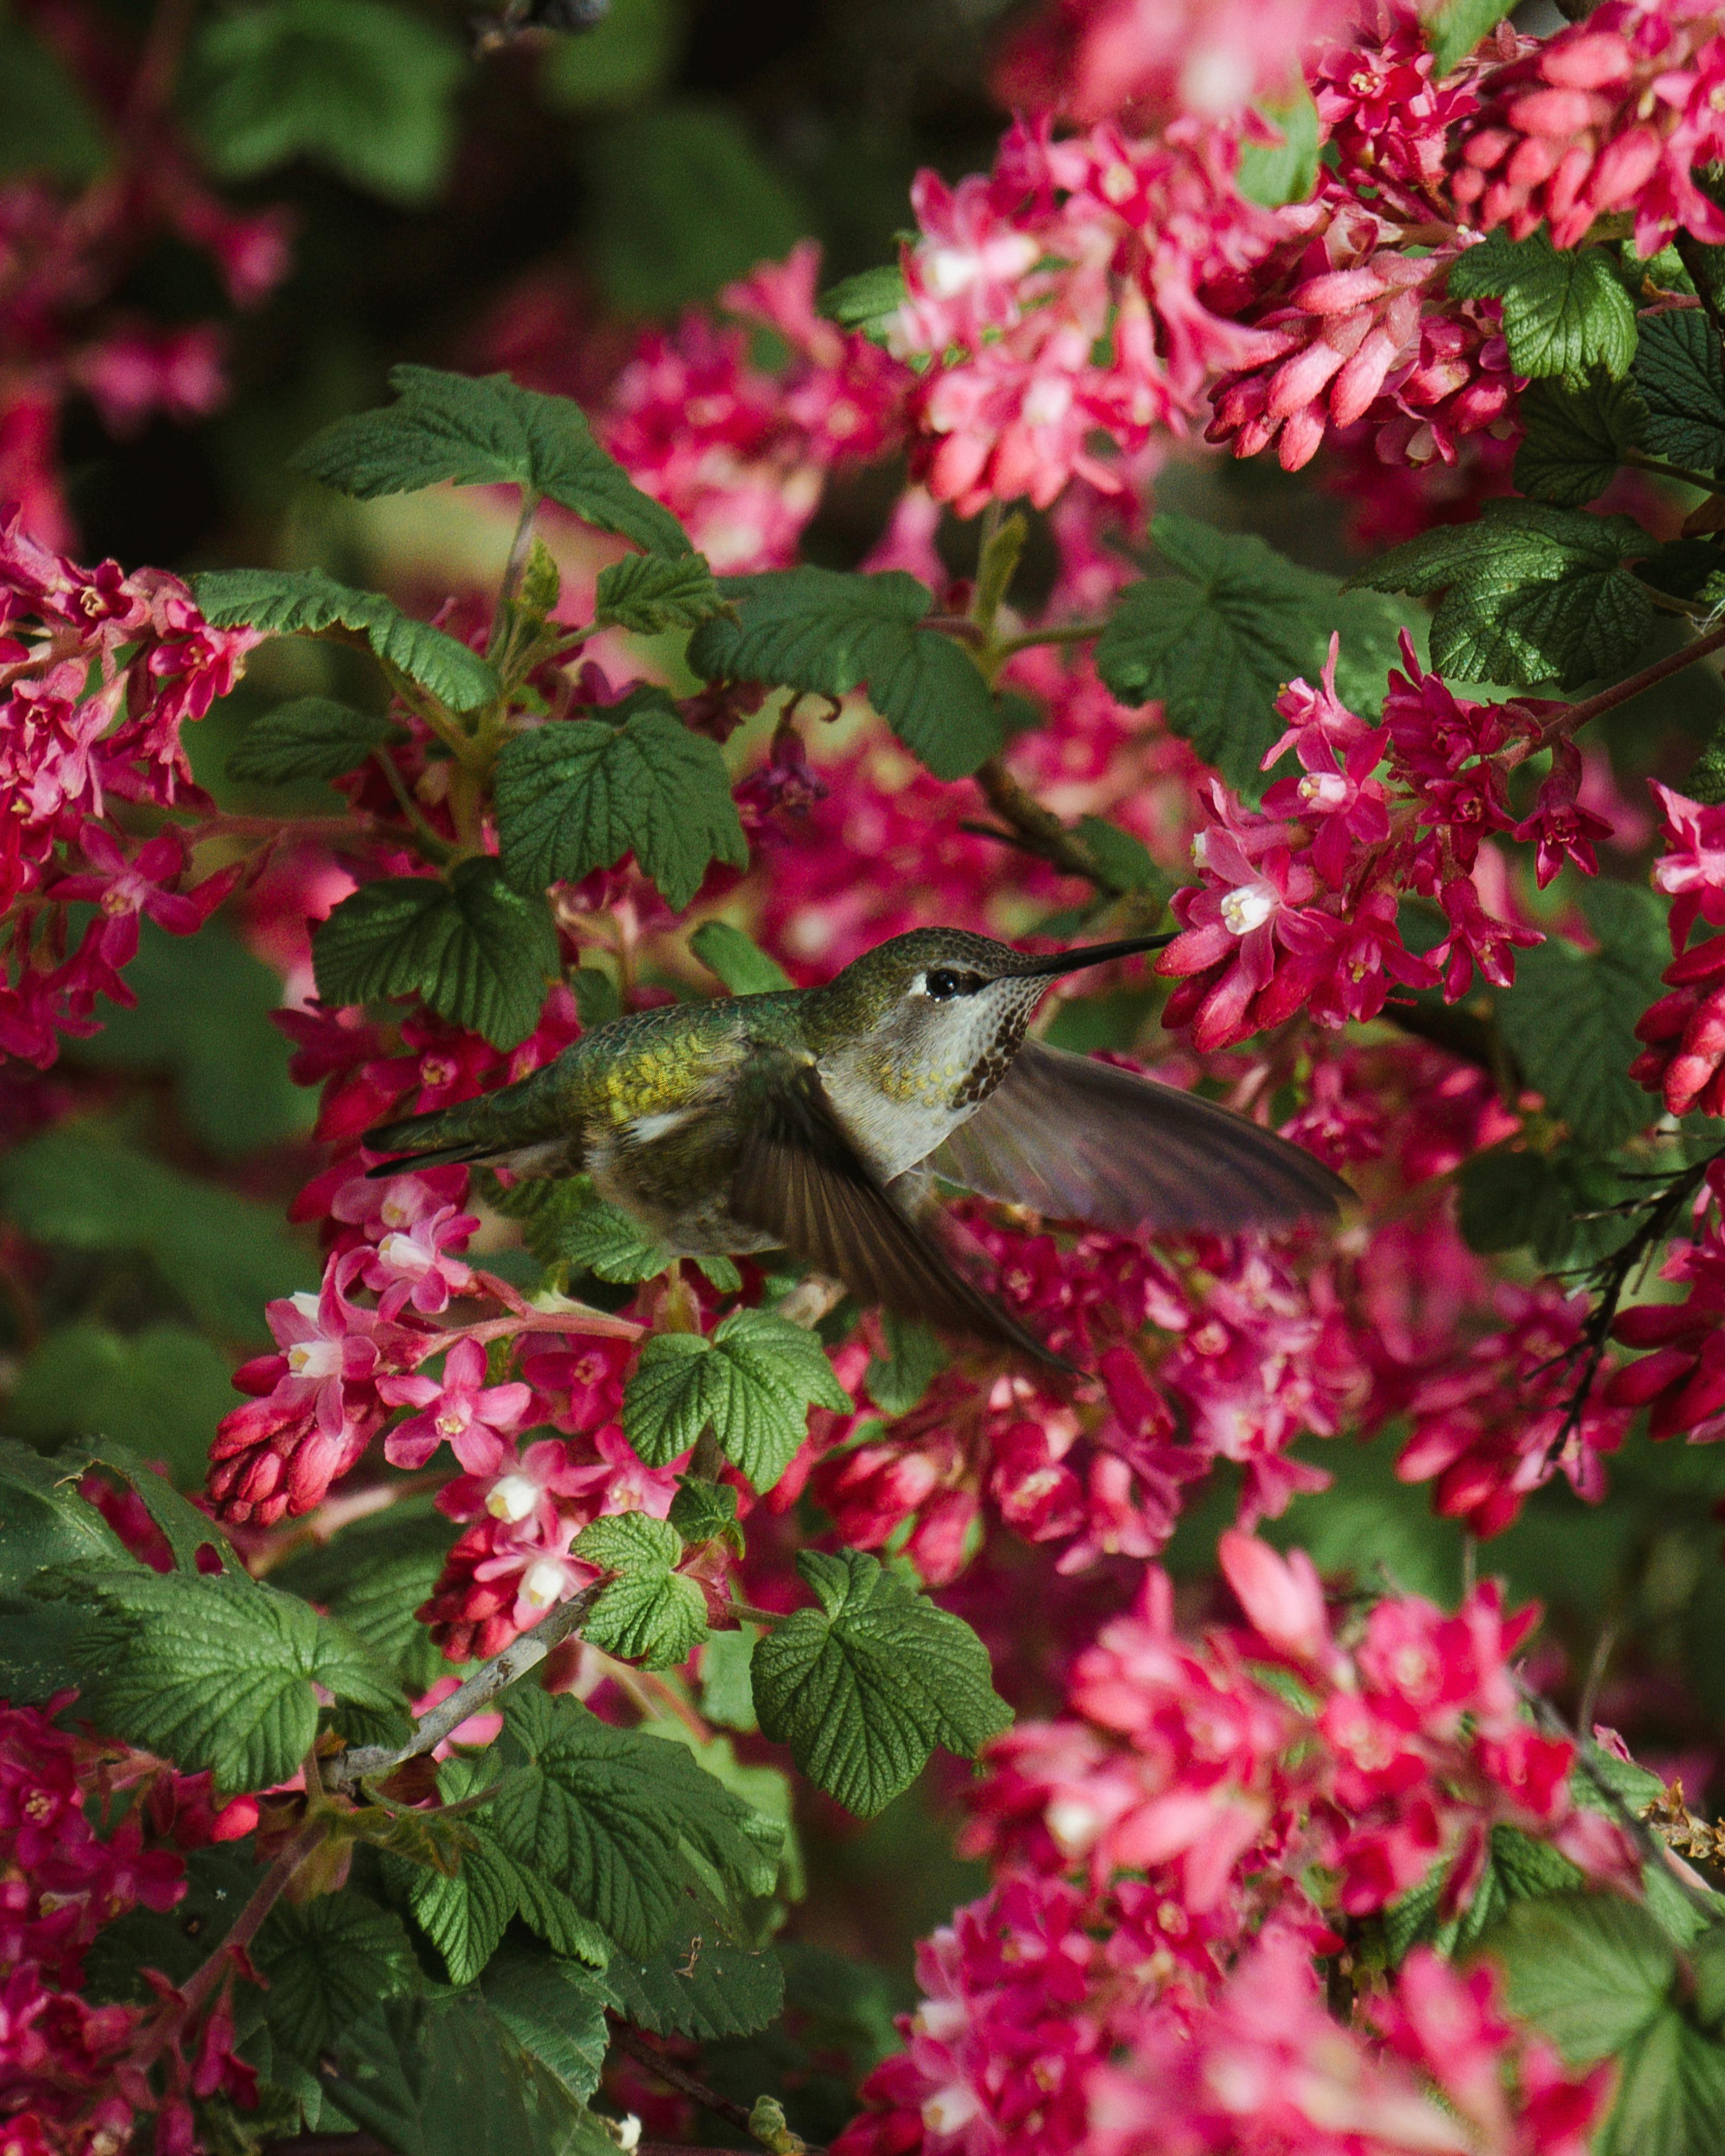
815,927 -> 1172,1111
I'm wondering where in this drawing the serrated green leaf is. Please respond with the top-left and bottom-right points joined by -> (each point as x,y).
594,551 -> 726,634
312,1517 -> 455,1690
254,1892 -> 420,2067
85,1440 -> 242,1576
865,1311 -> 946,1418
188,0 -> 463,203
1633,310 -> 1725,477
312,860 -> 558,1051
226,696 -> 397,786
1349,499 -> 1653,688
66,918 -> 310,1158
688,568 -> 1001,782
0,1606 -> 86,1705
1448,232 -> 1637,384
1426,0 -> 1512,73
574,1511 -> 707,1668
1481,1890 -> 1675,2063
0,1128 -> 311,1342
818,264 -> 907,343
494,712 -> 747,914
623,1310 -> 850,1492
0,1439 -> 136,1601
1515,378 -> 1646,506
1457,1147 -> 1633,1270
1601,2010 -> 1725,2156
1495,882 -> 1668,1149
2,1325 -> 231,1493
479,1945 -> 611,2104
599,1922 -> 784,2040
751,1549 -> 1010,1817
690,919 -> 793,995
1097,514 -> 1410,794
324,1996 -> 595,2156
294,367 -> 688,558
1686,723 -> 1725,806
1235,84 -> 1319,208
70,1569 -> 402,1793
475,1687 -> 776,1959
195,567 -> 498,712
669,1477 -> 743,1550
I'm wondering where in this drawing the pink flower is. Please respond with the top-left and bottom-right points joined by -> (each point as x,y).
379,1334 -> 534,1471
1649,778 -> 1725,951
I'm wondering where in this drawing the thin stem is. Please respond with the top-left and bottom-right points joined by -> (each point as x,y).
1578,1618 -> 1618,1735
1538,615 -> 1725,745
996,618 -> 1110,656
173,1815 -> 329,2028
327,1586 -> 601,1793
369,748 -> 460,867
972,757 -> 1119,891
434,1303 -> 644,1352
488,485 -> 545,687
607,2022 -> 757,2136
1627,451 -> 1719,493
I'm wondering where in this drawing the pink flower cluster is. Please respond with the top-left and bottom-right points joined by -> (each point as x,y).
1451,0 -> 1725,257
599,242 -> 907,571
836,1545 -> 1617,2156
1632,781 -> 1725,1118
888,118 -> 1280,514
0,524 -> 258,1065
0,1700 -> 261,2156
1156,636 -> 1576,1055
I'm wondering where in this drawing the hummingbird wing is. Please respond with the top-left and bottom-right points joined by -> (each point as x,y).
925,1041 -> 1349,1236
730,1063 -> 1075,1372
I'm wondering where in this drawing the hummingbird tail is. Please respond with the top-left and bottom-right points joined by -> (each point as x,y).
362,1067 -> 574,1179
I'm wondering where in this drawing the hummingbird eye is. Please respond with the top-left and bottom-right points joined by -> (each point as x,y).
922,967 -> 982,1001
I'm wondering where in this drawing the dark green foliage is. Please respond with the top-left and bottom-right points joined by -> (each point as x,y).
195,568 -> 500,712
594,549 -> 727,633
252,1892 -> 422,2067
1515,379 -> 1646,507
0,11 -> 105,178
1234,85 -> 1319,208
188,0 -> 464,203
623,1310 -> 852,1491
479,1945 -> 611,2103
689,568 -> 1003,781
1633,310 -> 1725,476
293,367 -> 689,558
494,710 -> 748,911
1097,514 -> 1411,794
1457,1148 -> 1633,1270
312,860 -> 559,1051
599,1920 -> 785,2039
1447,232 -> 1637,383
752,1550 -> 1010,1816
573,1511 -> 708,1668
4,1324 -> 235,1487
864,1311 -> 946,1417
1425,0 -> 1514,72
226,696 -> 398,786
0,1128 -> 311,1341
691,919 -> 794,994
1351,499 -> 1654,688
819,264 -> 908,342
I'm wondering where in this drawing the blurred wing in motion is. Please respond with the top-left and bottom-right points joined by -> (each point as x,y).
926,1041 -> 1350,1236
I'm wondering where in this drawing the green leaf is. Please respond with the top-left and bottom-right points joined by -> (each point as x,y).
0,1128 -> 312,1342
698,1626 -> 759,1733
599,1923 -> 784,2040
1096,514 -> 1410,793
818,264 -> 907,344
0,15 -> 107,180
324,1996 -> 595,2156
1687,723 -> 1725,807
539,0 -> 680,106
688,568 -> 1002,782
1235,85 -> 1320,208
66,917 -> 310,1158
195,567 -> 499,713
1633,309 -> 1725,478
189,0 -> 463,203
865,1311 -> 946,1418
1448,232 -> 1637,384
1426,0 -> 1513,73
494,711 -> 746,913
312,859 -> 558,1051
0,1439 -> 135,1601
1602,2011 -> 1725,2156
479,1945 -> 611,2103
315,1526 -> 455,1691
1457,1148 -> 1633,1269
594,551 -> 727,634
4,1324 -> 235,1490
583,99 -> 808,314
1481,1889 -> 1676,2063
574,1511 -> 708,1669
1074,815 -> 1167,897
1515,378 -> 1646,506
1348,499 -> 1653,688
70,1569 -> 401,1793
623,1310 -> 851,1492
751,1549 -> 1010,1817
551,1194 -> 672,1285
572,968 -> 622,1028
1495,882 -> 1668,1149
254,1892 -> 420,2068
293,366 -> 689,559
481,1687 -> 778,1959
669,1477 -> 743,1550
690,919 -> 794,995
84,1439 -> 243,1576
227,696 -> 397,786
0,1606 -> 86,1705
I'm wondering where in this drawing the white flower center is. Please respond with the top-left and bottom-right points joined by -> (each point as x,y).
519,1559 -> 567,1610
1045,1794 -> 1104,1855
487,1474 -> 540,1524
288,1341 -> 342,1380
1298,772 -> 1349,809
921,2085 -> 982,2138
1219,881 -> 1278,934
377,1231 -> 428,1276
1022,374 -> 1073,429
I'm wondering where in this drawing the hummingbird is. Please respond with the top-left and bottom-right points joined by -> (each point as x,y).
364,928 -> 1349,1369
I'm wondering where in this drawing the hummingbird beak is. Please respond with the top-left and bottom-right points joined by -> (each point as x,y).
1003,933 -> 1176,981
